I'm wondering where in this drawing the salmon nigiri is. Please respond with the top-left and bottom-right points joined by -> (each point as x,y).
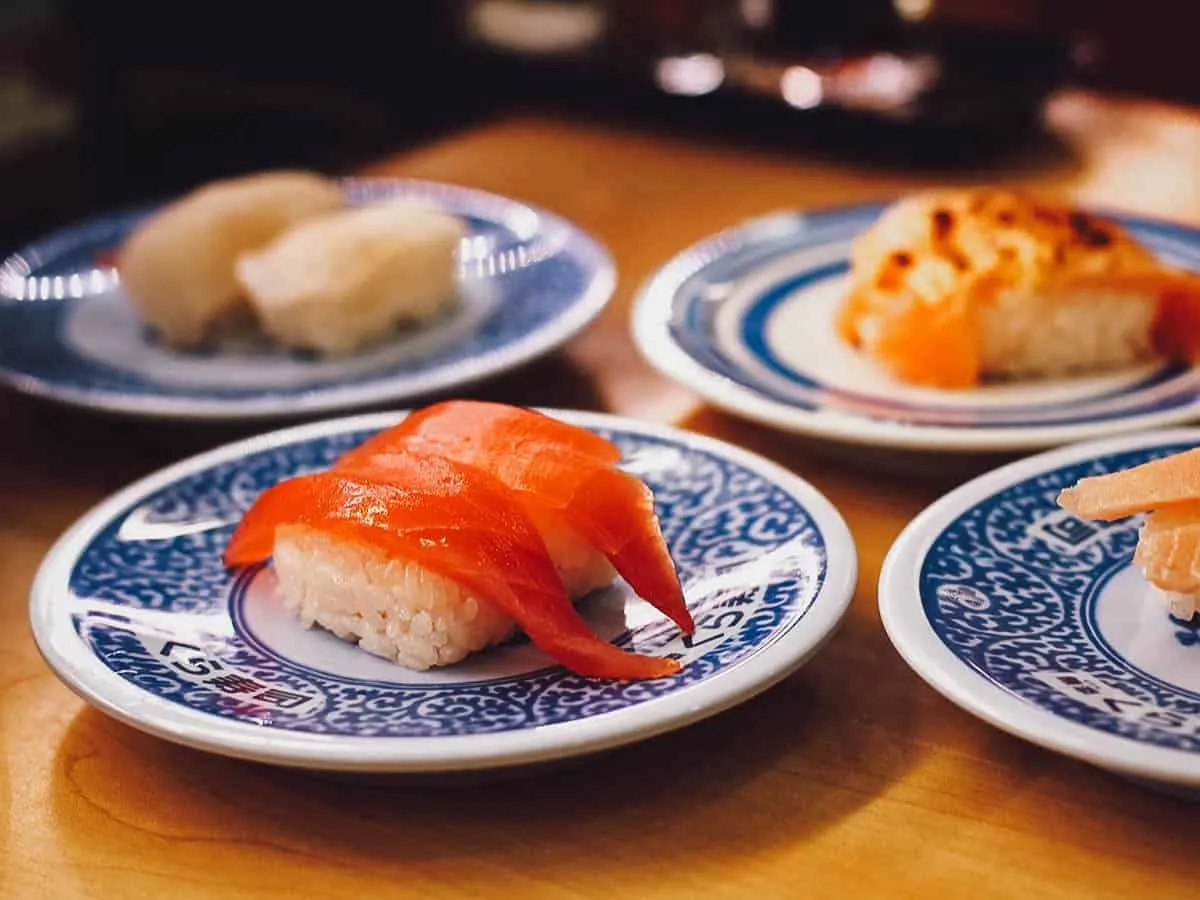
337,401 -> 695,635
1058,446 -> 1200,619
224,451 -> 680,680
342,399 -> 623,466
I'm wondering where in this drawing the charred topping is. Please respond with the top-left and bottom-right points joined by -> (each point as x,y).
1068,212 -> 1113,247
996,210 -> 1016,225
932,209 -> 954,239
892,251 -> 913,268
929,208 -> 967,268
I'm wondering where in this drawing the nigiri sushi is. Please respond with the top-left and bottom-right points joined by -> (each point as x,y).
838,188 -> 1200,388
1058,446 -> 1200,619
234,198 -> 466,356
224,449 -> 680,679
117,170 -> 345,346
336,400 -> 695,635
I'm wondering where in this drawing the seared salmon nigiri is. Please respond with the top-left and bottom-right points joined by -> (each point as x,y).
840,189 -> 1200,389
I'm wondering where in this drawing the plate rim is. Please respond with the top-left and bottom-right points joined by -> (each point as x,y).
0,178 -> 616,422
878,426 -> 1200,785
631,202 -> 1200,454
30,408 -> 858,772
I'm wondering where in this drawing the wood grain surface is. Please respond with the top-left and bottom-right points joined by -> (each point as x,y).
4,91 -> 1200,899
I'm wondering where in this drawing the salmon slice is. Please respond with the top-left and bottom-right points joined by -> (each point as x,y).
1056,447 -> 1200,521
1132,502 -> 1200,593
224,454 -> 680,681
1151,273 -> 1200,362
340,400 -> 622,468
338,403 -> 695,635
869,293 -> 981,389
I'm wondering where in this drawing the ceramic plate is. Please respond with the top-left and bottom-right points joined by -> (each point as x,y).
0,178 -> 614,420
632,203 -> 1200,453
31,410 -> 856,773
881,429 -> 1200,789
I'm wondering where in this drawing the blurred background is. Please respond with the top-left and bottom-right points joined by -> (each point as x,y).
2,0 -> 1197,255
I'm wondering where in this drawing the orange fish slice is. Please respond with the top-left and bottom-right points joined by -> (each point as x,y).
1133,502 -> 1200,594
224,454 -> 680,681
340,400 -> 622,468
840,289 -> 982,389
1057,447 -> 1200,521
1152,273 -> 1200,362
339,402 -> 695,635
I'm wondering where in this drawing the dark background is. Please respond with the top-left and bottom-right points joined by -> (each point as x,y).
1,0 -> 1197,256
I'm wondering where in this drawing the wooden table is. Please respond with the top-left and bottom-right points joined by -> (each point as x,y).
4,91 -> 1200,899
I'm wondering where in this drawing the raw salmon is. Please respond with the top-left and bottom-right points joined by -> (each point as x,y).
1134,502 -> 1200,594
1056,447 -> 1200,520
341,400 -> 622,467
338,401 -> 695,634
225,452 -> 680,680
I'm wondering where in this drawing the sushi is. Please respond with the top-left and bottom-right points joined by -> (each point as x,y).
116,170 -> 345,346
838,188 -> 1200,388
223,404 -> 689,679
336,399 -> 695,634
234,198 -> 466,355
1058,447 -> 1200,619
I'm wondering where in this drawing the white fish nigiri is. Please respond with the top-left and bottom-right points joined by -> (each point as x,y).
235,198 -> 466,355
117,170 -> 344,345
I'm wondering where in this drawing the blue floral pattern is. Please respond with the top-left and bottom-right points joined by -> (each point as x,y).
1172,616 -> 1200,648
921,442 -> 1200,754
64,425 -> 829,737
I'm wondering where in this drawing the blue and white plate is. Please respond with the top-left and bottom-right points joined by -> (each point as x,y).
632,203 -> 1200,453
30,410 -> 856,772
0,179 -> 614,420
881,429 -> 1200,789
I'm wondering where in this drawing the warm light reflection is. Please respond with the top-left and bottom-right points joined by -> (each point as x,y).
739,0 -> 774,29
507,205 -> 542,240
831,54 -> 938,110
459,234 -> 495,263
894,0 -> 933,22
455,235 -> 561,279
468,0 -> 604,54
655,53 -> 726,97
780,66 -> 823,109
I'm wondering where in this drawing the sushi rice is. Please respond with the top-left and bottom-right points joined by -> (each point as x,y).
1157,589 -> 1200,621
273,520 -> 616,671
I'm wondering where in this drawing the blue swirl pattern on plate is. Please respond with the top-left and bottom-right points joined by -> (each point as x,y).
66,426 -> 827,738
919,442 -> 1200,754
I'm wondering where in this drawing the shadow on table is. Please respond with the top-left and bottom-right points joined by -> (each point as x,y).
50,620 -> 913,879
